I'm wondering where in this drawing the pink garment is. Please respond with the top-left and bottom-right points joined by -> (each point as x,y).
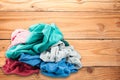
2,58 -> 39,76
8,29 -> 30,49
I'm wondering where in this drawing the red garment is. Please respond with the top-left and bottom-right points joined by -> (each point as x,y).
2,58 -> 39,76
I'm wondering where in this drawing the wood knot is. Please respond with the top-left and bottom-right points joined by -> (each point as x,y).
87,67 -> 94,73
2,47 -> 5,49
113,3 -> 120,10
116,22 -> 120,27
77,0 -> 82,2
117,48 -> 120,54
0,4 -> 3,9
31,2 -> 45,11
31,5 -> 34,8
97,23 -> 105,32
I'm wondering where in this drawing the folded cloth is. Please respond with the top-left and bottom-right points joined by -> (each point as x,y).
2,58 -> 39,76
6,23 -> 63,59
19,53 -> 78,77
40,41 -> 82,69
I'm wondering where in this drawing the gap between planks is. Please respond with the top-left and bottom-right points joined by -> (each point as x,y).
0,12 -> 120,40
0,67 -> 120,80
0,40 -> 120,67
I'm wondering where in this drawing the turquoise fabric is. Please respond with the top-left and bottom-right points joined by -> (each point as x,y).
6,23 -> 63,59
61,39 -> 69,46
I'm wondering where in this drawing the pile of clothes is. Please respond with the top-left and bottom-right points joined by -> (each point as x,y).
2,23 -> 82,77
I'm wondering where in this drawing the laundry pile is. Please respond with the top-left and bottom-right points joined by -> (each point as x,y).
2,23 -> 82,77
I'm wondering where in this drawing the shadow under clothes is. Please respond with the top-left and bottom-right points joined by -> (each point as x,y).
19,53 -> 78,77
2,58 -> 39,76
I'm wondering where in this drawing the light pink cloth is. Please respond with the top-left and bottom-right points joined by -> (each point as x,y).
8,29 -> 30,49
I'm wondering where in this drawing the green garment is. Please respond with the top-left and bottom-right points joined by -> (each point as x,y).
61,39 -> 69,46
6,23 -> 63,59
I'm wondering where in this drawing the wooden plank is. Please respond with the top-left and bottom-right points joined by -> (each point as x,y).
0,68 -> 38,80
0,67 -> 120,80
39,67 -> 120,80
0,40 -> 120,67
0,0 -> 120,12
0,12 -> 120,39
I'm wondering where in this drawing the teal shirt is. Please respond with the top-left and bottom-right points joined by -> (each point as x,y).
6,23 -> 63,59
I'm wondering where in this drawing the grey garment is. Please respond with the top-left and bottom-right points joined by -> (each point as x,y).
40,41 -> 82,69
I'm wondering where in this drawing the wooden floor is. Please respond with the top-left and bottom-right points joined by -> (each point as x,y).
0,0 -> 120,80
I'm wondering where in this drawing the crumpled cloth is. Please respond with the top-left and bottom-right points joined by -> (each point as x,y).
2,58 -> 39,76
40,58 -> 78,77
19,53 -> 41,67
3,23 -> 82,78
40,41 -> 82,69
19,53 -> 78,77
6,23 -> 63,59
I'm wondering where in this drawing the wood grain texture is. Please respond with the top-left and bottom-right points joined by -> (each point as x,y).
0,40 -> 120,67
0,0 -> 120,79
39,67 -> 120,80
0,12 -> 120,39
0,67 -> 120,80
0,68 -> 38,80
0,0 -> 120,12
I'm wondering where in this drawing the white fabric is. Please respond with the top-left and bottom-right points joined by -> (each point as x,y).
40,41 -> 82,69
